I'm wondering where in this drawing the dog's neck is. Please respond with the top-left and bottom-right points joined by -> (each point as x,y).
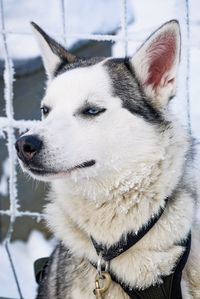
49,161 -> 185,245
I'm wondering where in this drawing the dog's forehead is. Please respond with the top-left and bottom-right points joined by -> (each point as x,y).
44,61 -> 112,107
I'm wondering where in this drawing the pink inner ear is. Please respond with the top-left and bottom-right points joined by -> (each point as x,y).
145,31 -> 177,88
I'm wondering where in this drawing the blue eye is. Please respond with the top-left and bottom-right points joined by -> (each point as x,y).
82,107 -> 106,117
88,108 -> 100,115
40,106 -> 50,116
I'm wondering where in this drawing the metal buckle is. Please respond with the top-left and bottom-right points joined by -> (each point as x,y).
94,252 -> 111,298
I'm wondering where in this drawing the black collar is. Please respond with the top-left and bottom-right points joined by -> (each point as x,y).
91,198 -> 169,261
90,197 -> 191,299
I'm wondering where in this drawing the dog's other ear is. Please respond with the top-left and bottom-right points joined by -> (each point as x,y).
131,20 -> 181,108
31,22 -> 76,79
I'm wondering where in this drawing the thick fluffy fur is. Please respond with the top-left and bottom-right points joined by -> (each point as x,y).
17,21 -> 200,298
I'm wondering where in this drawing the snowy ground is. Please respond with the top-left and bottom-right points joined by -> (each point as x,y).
1,0 -> 200,298
0,231 -> 55,299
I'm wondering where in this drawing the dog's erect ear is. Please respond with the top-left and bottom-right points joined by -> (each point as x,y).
131,20 -> 181,108
31,22 -> 76,79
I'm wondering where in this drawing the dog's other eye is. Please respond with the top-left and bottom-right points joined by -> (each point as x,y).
40,106 -> 50,117
81,107 -> 106,117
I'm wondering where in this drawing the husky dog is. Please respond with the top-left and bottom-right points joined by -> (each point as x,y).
15,20 -> 200,298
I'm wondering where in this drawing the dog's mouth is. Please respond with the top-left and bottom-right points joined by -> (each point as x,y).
25,160 -> 96,177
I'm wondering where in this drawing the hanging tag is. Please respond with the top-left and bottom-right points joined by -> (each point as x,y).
93,272 -> 111,299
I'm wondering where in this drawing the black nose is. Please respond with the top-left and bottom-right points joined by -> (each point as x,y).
15,135 -> 42,163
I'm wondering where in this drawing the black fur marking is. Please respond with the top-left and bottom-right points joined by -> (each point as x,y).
104,58 -> 166,124
54,60 -> 69,76
77,160 -> 96,168
124,57 -> 135,76
36,244 -> 73,298
54,57 -> 105,77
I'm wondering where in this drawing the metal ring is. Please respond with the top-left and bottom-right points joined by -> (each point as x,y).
97,253 -> 110,279
97,252 -> 103,277
105,261 -> 110,272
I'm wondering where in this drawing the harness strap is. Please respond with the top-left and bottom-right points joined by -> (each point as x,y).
91,198 -> 169,261
34,257 -> 49,284
34,234 -> 191,299
103,233 -> 191,299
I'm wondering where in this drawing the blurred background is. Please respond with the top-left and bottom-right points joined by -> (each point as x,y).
0,0 -> 200,298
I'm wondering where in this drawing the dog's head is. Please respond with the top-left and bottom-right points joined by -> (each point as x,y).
16,21 -> 181,184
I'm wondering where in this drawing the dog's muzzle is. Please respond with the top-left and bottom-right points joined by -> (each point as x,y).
15,135 -> 43,164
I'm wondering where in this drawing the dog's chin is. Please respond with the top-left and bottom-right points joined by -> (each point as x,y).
19,160 -> 96,182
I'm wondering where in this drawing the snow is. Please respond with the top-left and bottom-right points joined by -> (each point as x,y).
0,231 -> 55,298
0,158 -> 9,196
0,0 -> 133,60
1,0 -> 200,298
